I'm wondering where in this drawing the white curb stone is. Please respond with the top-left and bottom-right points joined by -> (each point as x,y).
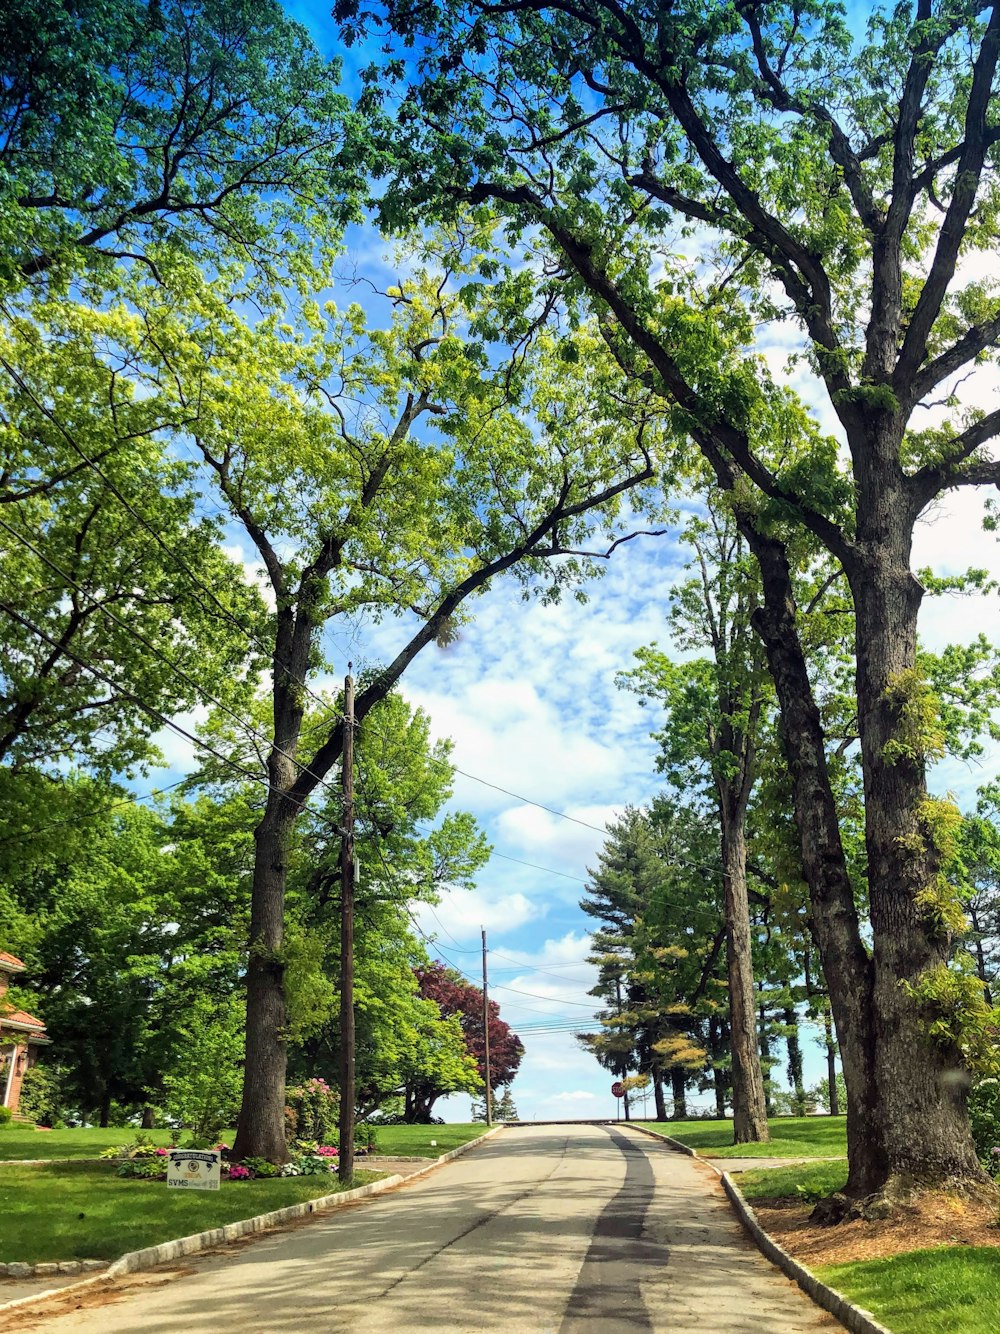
631,1124 -> 893,1334
0,1126 -> 503,1318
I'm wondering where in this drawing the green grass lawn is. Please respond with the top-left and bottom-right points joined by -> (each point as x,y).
0,1161 -> 384,1264
736,1160 -> 848,1203
367,1123 -> 489,1157
637,1115 -> 847,1159
816,1247 -> 1000,1334
0,1122 -> 488,1163
0,1125 -> 180,1161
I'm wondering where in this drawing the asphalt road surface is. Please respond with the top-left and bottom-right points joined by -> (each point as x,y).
11,1124 -> 842,1334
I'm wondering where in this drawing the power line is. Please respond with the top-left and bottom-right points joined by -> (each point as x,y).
0,599 -> 348,844
452,767 -> 608,833
0,347 -> 344,732
0,776 -> 188,847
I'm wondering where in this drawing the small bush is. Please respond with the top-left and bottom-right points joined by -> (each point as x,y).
969,1077 -> 1000,1178
286,1078 -> 338,1142
0,1104 -> 12,1127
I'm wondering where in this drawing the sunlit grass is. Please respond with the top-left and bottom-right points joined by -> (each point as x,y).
0,1160 -> 382,1264
638,1114 -> 847,1159
817,1247 -> 1000,1334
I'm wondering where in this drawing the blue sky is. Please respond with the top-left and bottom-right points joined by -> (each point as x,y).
146,1 -> 1000,1121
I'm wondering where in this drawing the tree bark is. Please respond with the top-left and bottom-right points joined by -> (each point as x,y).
758,1002 -> 773,1116
669,1066 -> 687,1120
722,811 -> 770,1142
232,785 -> 297,1163
824,1010 -> 840,1117
746,525 -> 884,1197
653,1068 -> 667,1121
784,1006 -> 805,1116
848,505 -> 983,1185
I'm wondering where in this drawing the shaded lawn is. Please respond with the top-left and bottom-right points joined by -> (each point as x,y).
0,1161 -> 383,1264
638,1115 -> 847,1159
367,1123 -> 488,1157
737,1160 -> 848,1203
816,1247 -> 1000,1334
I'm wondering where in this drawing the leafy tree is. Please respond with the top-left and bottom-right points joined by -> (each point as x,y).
92,245 -> 658,1160
0,0 -> 359,290
343,0 -> 1000,1202
623,500 -> 771,1141
408,963 -> 524,1122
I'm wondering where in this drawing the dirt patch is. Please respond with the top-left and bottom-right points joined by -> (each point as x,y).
756,1190 -> 1000,1266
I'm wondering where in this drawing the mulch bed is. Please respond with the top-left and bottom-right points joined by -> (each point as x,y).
756,1190 -> 1000,1266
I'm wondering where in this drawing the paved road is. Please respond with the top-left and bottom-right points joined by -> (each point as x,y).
11,1125 -> 841,1334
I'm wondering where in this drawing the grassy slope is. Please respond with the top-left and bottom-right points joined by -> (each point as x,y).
0,1126 -> 179,1160
816,1248 -> 1000,1334
368,1123 -> 486,1157
0,1161 -> 384,1264
0,1122 -> 488,1162
637,1115 -> 847,1159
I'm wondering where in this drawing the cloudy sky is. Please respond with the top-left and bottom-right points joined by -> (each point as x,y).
148,2 -> 1000,1122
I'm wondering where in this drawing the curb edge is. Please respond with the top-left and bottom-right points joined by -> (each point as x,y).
629,1125 -> 892,1334
0,1126 -> 503,1318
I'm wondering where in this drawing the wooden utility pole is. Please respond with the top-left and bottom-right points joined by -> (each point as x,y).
338,669 -> 356,1185
482,927 -> 493,1127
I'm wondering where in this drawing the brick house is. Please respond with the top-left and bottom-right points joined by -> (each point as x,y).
0,951 -> 50,1116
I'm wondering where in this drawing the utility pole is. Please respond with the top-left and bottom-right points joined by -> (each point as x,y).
482,927 -> 493,1127
338,668 -> 355,1185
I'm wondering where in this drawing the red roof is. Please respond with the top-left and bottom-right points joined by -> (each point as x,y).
0,951 -> 26,971
1,1008 -> 46,1030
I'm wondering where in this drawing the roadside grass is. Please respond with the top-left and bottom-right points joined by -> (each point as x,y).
736,1160 -> 848,1202
0,1161 -> 383,1265
367,1123 -> 487,1157
638,1115 -> 847,1159
816,1248 -> 1000,1334
0,1122 -> 488,1163
0,1126 -> 179,1161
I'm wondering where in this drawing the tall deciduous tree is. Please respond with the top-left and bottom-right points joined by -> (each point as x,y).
104,254 -> 658,1161
623,500 -> 770,1142
340,0 -> 1000,1203
0,0 -> 359,290
408,963 -> 524,1121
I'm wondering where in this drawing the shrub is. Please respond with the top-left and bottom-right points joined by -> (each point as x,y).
355,1123 -> 378,1154
162,998 -> 243,1141
286,1078 -> 338,1142
17,1064 -> 65,1126
969,1077 -> 1000,1178
0,1104 -> 12,1127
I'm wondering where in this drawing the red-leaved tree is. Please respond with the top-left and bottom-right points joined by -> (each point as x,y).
407,963 -> 524,1122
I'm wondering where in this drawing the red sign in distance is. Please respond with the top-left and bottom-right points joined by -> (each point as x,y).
611,1081 -> 625,1099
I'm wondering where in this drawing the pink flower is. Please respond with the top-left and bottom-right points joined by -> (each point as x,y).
155,1149 -> 168,1157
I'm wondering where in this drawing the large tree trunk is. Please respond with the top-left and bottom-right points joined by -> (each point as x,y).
232,783 -> 298,1164
721,810 -> 769,1142
747,526 -> 884,1197
849,508 -> 983,1187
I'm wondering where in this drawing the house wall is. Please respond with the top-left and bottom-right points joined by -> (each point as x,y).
1,1041 -> 26,1111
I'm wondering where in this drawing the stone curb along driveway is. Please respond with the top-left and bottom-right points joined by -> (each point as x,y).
0,1126 -> 505,1320
631,1126 -> 893,1334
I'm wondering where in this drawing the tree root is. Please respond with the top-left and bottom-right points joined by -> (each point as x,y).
809,1173 -> 1000,1226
